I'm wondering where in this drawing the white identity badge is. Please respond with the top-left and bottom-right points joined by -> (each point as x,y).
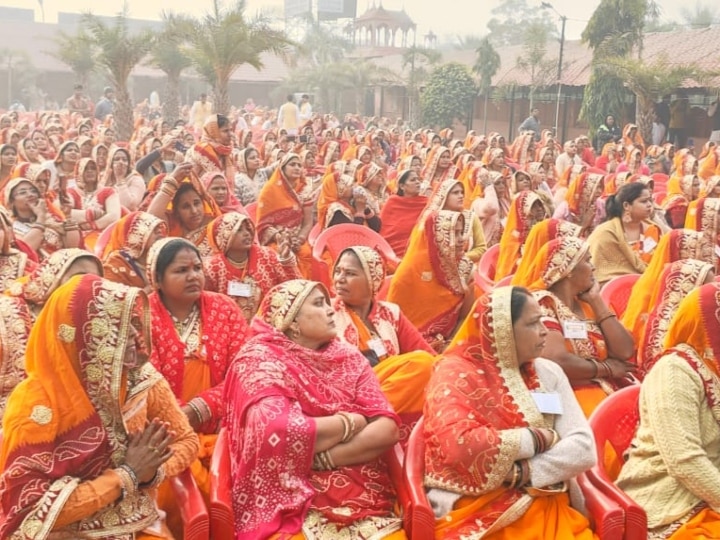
642,236 -> 657,253
367,338 -> 388,358
531,392 -> 564,415
227,281 -> 252,298
562,320 -> 588,340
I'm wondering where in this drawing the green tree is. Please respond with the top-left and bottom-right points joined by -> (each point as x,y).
403,46 -> 441,127
81,9 -> 155,140
486,0 -> 555,47
147,13 -> 192,124
182,0 -> 293,115
599,55 -> 716,142
473,37 -> 501,133
421,62 -> 477,129
515,22 -> 555,110
579,0 -> 658,135
344,60 -> 398,114
50,29 -> 97,89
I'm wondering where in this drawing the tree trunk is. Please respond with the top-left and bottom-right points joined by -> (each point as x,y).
163,72 -> 181,124
483,91 -> 489,134
636,94 -> 654,146
114,84 -> 133,142
214,77 -> 230,116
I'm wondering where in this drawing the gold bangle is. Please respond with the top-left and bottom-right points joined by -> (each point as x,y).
596,312 -> 616,325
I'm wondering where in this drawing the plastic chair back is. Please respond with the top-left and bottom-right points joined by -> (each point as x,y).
600,274 -> 640,318
245,202 -> 257,223
308,222 -> 322,247
493,275 -> 513,288
402,417 -> 437,540
209,428 -> 234,540
475,244 -> 500,292
651,173 -> 668,194
652,191 -> 666,206
94,223 -> 117,259
377,275 -> 392,301
170,469 -> 210,540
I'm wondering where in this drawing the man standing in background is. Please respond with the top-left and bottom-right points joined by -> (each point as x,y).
66,84 -> 92,117
518,107 -> 541,141
278,94 -> 300,137
190,93 -> 213,131
94,87 -> 115,121
299,94 -> 313,124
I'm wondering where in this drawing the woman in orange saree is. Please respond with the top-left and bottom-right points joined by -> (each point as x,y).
421,146 -> 458,189
424,287 -> 597,540
102,211 -> 167,290
518,237 -> 636,417
663,174 -> 701,228
553,172 -> 605,237
495,191 -> 547,280
621,123 -> 644,149
387,210 -> 474,351
203,212 -> 301,322
256,152 -> 313,277
0,274 -> 199,539
147,238 -> 248,526
332,246 -> 435,441
637,259 -> 714,379
379,169 -> 427,258
685,197 -> 720,271
622,228 -> 713,347
617,284 -> 720,538
224,279 -> 405,539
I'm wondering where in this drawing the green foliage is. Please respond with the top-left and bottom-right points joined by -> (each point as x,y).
486,0 -> 556,47
455,34 -> 485,51
578,71 -> 630,134
49,29 -> 97,86
473,37 -> 501,91
421,62 -> 477,128
515,23 -> 555,107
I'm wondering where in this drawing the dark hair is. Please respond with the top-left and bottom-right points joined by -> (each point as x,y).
605,182 -> 648,220
216,114 -> 230,129
74,84 -> 83,90
396,169 -> 414,196
172,183 -> 202,213
154,238 -> 201,283
287,94 -> 295,102
510,286 -> 532,325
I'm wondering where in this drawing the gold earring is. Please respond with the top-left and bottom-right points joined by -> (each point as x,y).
622,210 -> 631,224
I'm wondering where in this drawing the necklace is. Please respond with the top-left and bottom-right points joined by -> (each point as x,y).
171,303 -> 201,354
226,254 -> 249,268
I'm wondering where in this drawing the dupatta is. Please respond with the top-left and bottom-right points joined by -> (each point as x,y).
224,279 -> 400,539
315,170 -> 354,229
423,288 -> 547,536
495,191 -> 543,280
256,153 -> 306,245
0,274 -> 160,538
639,259 -> 714,378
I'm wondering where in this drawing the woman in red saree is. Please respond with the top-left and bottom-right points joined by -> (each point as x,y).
0,207 -> 33,292
637,259 -> 714,379
0,274 -> 199,539
203,211 -> 300,322
424,287 -> 597,539
387,210 -> 474,351
379,169 -> 427,258
200,170 -> 245,214
332,246 -> 435,441
187,114 -> 236,181
663,174 -> 700,228
102,211 -> 167,290
256,152 -> 313,278
224,279 -> 405,539
421,146 -> 457,189
147,237 -> 248,523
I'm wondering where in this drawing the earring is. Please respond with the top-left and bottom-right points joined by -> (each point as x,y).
622,210 -> 631,224
291,328 -> 301,339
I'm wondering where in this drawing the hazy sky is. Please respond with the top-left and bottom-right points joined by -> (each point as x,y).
7,0 -> 687,42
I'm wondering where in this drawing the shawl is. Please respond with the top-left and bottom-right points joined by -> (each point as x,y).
200,170 -> 244,214
203,212 -> 301,320
188,114 -> 233,173
224,280 -> 400,539
421,146 -> 456,186
639,259 -> 714,378
662,174 -> 697,219
565,172 -> 604,227
518,236 -> 589,292
495,191 -> 543,281
0,274 -> 161,538
379,193 -> 428,258
316,171 -> 354,229
256,153 -> 307,245
622,229 -> 714,345
587,217 -> 654,283
423,288 -> 547,536
103,211 -> 166,261
387,210 -> 472,341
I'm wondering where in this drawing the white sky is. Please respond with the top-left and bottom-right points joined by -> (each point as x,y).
5,0 -> 688,42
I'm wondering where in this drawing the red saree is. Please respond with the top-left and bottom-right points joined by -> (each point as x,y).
379,194 -> 428,258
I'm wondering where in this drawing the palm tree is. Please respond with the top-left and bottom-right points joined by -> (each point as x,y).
49,29 -> 97,89
344,60 -> 399,115
147,13 -> 192,124
182,0 -> 293,115
81,10 -> 155,140
402,46 -> 441,127
473,37 -> 501,133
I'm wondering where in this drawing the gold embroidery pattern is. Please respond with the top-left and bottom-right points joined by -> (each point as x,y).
57,323 -> 76,343
0,297 -> 32,417
21,248 -> 98,305
261,279 -> 323,332
433,210 -> 471,295
122,212 -> 165,259
29,405 -> 52,425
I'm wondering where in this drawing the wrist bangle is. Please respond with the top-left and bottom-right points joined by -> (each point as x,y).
589,359 -> 600,378
337,412 -> 356,443
596,312 -> 616,325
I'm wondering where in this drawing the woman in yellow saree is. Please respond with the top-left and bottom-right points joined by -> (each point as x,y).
617,283 -> 720,539
685,197 -> 720,272
424,286 -> 597,539
494,191 -> 546,280
0,274 -> 198,539
332,245 -> 435,440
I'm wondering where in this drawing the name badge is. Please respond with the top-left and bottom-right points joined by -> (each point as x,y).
642,236 -> 657,253
562,320 -> 588,339
367,338 -> 388,358
227,281 -> 252,298
531,392 -> 564,415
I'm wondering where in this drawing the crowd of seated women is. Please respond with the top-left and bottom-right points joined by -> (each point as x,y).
2,105 -> 720,539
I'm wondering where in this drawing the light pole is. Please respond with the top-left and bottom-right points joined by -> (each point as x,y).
541,2 -> 566,140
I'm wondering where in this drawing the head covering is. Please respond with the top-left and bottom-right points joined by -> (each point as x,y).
639,259 -> 714,377
146,236 -> 198,289
663,174 -> 697,208
206,211 -> 255,255
103,211 -> 167,260
0,274 -> 160,537
685,199 -> 720,269
511,219 -> 582,286
495,191 -> 543,281
259,279 -> 330,332
256,153 -> 306,243
516,236 -> 590,291
565,172 -> 604,222
102,146 -> 132,186
316,171 -> 354,229
335,246 -> 386,297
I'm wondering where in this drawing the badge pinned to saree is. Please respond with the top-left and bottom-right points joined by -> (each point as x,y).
531,392 -> 563,415
642,236 -> 657,253
228,281 -> 252,298
367,338 -> 388,358
562,320 -> 588,340
421,271 -> 433,282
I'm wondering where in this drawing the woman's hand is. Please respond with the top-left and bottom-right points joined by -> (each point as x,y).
30,199 -> 47,224
577,280 -> 601,303
181,404 -> 202,431
171,162 -> 193,182
124,418 -> 175,484
278,231 -> 292,259
604,357 -> 638,379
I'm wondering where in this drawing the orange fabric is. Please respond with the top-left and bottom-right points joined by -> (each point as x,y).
511,219 -> 581,287
495,191 -> 542,280
316,170 -> 354,229
435,490 -> 596,540
666,506 -> 720,538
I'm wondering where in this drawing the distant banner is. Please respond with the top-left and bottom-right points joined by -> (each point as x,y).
318,0 -> 357,20
284,0 -> 311,18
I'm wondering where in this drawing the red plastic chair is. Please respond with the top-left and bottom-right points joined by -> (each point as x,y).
577,473 -> 626,539
475,244 -> 500,293
402,417 -> 440,540
651,173 -> 668,194
169,468 -> 211,540
210,427 -> 411,538
377,275 -> 392,301
209,428 -> 234,540
308,222 -> 322,247
493,275 -> 513,288
311,224 -> 402,288
245,202 -> 258,223
586,385 -> 646,540
94,222 -> 117,259
599,274 -> 640,318
652,191 -> 666,206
